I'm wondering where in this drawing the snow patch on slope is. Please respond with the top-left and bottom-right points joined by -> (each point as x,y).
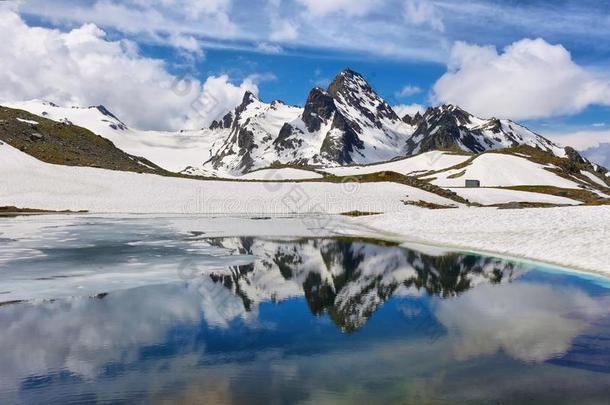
430,153 -> 580,188
449,188 -> 581,206
323,151 -> 470,177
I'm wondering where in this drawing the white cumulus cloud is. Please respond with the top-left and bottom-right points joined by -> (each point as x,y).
432,38 -> 610,120
0,8 -> 259,131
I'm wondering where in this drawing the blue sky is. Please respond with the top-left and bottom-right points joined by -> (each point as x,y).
3,0 -> 610,148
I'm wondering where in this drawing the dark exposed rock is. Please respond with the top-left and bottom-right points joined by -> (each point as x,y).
209,111 -> 233,130
562,146 -> 605,178
407,105 -> 485,154
302,87 -> 336,132
235,91 -> 257,118
237,126 -> 255,150
29,132 -> 44,141
564,146 -> 587,165
274,123 -> 304,151
406,105 -> 504,154
270,100 -> 286,109
94,105 -> 120,121
402,112 -> 423,126
320,113 -> 364,164
562,146 -> 585,173
93,106 -> 127,130
222,112 -> 233,128
327,69 -> 399,130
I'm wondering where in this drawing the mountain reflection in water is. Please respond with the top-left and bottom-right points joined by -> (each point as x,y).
194,237 -> 518,331
1,235 -> 609,404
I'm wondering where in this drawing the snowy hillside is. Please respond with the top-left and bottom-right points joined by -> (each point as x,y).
428,153 -> 581,188
418,149 -> 610,200
4,100 -> 228,175
0,141 -> 460,213
322,151 -> 471,177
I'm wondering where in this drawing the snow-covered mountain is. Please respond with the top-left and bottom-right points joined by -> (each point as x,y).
2,69 -> 606,180
204,69 -> 415,173
403,104 -> 565,156
0,105 -> 165,174
201,69 -> 568,174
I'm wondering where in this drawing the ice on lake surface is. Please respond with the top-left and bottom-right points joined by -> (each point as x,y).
1,215 -> 610,404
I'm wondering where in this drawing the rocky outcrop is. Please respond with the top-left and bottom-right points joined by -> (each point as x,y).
404,104 -> 562,155
302,87 -> 336,132
209,111 -> 233,130
402,111 -> 423,126
320,113 -> 364,164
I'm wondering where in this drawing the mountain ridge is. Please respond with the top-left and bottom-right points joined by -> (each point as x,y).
2,70 -> 608,188
203,69 -> 573,175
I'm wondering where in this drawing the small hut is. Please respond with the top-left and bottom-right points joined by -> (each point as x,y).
465,179 -> 480,188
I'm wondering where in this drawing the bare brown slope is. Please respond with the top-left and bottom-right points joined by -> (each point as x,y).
0,106 -> 167,174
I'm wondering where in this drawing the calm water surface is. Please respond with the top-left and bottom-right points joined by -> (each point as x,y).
0,216 -> 609,404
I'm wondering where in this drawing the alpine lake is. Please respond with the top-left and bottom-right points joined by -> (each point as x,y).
0,215 -> 609,404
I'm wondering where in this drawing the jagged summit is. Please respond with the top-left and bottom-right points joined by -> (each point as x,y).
198,68 -> 573,174
241,90 -> 258,105
404,103 -> 563,155
328,68 -> 400,128
327,68 -> 368,95
203,68 -> 417,173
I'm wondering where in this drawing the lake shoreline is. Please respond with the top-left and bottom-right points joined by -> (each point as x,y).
349,206 -> 610,277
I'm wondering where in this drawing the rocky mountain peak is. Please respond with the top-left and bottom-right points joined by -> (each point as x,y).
209,91 -> 259,130
404,103 -> 563,155
238,91 -> 257,109
424,104 -> 473,126
209,111 -> 233,130
270,99 -> 286,109
89,105 -> 128,130
327,68 -> 370,98
326,68 -> 400,132
200,69 -> 576,174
